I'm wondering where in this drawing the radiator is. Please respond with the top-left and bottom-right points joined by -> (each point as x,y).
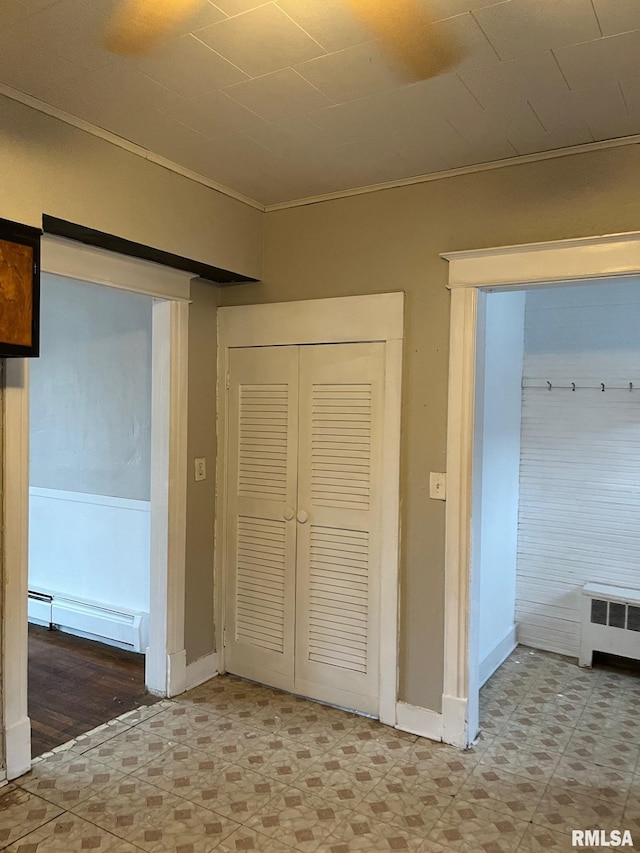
580,582 -> 640,667
28,588 -> 148,652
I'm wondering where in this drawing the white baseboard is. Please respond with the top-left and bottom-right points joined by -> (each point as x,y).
6,716 -> 31,780
185,652 -> 219,691
441,694 -> 469,748
28,592 -> 148,652
479,624 -> 517,687
396,702 -> 443,741
167,649 -> 187,698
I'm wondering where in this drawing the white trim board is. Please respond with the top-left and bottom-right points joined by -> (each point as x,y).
29,486 -> 151,511
441,230 -> 640,749
3,241 -> 190,778
396,702 -> 443,741
185,653 -> 219,692
442,231 -> 640,290
479,626 -> 517,688
42,235 -> 192,302
216,292 -> 404,727
218,293 -> 404,348
146,299 -> 189,699
3,359 -> 31,780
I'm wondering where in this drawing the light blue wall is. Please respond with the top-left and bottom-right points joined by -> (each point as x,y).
29,274 -> 153,501
477,290 -> 526,676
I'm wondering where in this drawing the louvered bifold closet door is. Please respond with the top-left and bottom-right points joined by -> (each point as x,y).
294,343 -> 385,715
224,346 -> 299,691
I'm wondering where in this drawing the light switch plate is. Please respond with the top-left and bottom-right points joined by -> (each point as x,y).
195,457 -> 206,481
430,472 -> 446,500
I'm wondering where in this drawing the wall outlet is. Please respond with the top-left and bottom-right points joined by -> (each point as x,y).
429,472 -> 446,500
195,457 -> 206,481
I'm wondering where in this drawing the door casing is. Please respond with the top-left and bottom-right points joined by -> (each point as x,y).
2,235 -> 192,780
441,230 -> 640,749
216,293 -> 404,726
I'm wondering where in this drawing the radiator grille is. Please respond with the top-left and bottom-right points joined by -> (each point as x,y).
591,598 -> 640,632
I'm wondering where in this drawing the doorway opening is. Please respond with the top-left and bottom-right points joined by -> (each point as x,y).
474,280 -> 640,738
441,230 -> 640,749
3,235 -> 191,778
27,274 -> 155,756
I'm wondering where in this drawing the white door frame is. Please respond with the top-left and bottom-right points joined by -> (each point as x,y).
215,293 -> 404,726
3,236 -> 191,779
441,230 -> 640,748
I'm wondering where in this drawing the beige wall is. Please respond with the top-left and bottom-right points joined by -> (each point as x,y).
0,96 -> 262,279
185,279 -> 220,665
0,96 -> 263,668
221,144 -> 640,711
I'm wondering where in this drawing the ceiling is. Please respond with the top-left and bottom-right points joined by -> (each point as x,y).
1,0 -> 639,207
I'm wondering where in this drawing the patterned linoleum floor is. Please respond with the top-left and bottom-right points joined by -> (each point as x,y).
2,646 -> 640,852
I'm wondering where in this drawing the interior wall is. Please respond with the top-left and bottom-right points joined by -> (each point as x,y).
28,275 -> 152,635
222,143 -> 640,712
477,291 -> 525,685
0,96 -> 263,667
184,279 -> 220,665
0,96 -> 262,279
516,279 -> 640,656
30,275 -> 152,500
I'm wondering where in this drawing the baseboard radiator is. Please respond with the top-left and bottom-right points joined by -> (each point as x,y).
28,588 -> 149,653
580,582 -> 640,666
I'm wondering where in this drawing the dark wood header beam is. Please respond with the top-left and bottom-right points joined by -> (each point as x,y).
42,215 -> 258,285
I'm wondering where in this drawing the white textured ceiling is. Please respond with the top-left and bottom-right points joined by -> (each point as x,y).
1,0 -> 639,206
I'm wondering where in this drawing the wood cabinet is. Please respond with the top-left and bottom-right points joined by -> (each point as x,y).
0,218 -> 41,357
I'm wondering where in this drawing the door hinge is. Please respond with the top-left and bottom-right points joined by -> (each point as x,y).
226,371 -> 230,391
223,628 -> 228,647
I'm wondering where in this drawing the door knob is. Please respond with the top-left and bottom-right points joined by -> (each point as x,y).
297,510 -> 308,524
283,507 -> 295,521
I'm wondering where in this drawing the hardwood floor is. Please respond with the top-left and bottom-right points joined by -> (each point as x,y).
28,624 -> 158,758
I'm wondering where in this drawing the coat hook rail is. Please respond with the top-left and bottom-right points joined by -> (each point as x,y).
523,379 -> 640,391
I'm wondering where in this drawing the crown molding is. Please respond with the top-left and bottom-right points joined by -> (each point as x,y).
264,134 -> 640,212
4,83 -> 640,215
0,85 -> 265,212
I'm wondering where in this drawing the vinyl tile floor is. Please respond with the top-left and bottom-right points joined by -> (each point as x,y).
2,646 -> 640,852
